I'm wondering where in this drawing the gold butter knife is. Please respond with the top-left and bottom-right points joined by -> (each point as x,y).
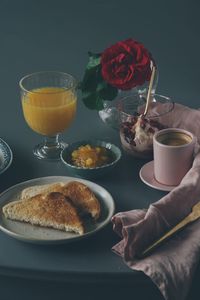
140,201 -> 200,258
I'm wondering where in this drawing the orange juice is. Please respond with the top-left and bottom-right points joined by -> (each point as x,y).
22,87 -> 77,136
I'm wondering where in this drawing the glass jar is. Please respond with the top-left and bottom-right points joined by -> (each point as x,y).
118,93 -> 174,159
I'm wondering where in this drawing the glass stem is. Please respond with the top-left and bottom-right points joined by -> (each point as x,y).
44,135 -> 60,150
33,134 -> 67,160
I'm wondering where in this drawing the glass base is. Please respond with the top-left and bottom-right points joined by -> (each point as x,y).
33,136 -> 67,161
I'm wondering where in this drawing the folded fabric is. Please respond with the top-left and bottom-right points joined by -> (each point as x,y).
112,103 -> 200,300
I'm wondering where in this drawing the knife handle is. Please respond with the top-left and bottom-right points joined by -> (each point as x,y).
140,213 -> 194,258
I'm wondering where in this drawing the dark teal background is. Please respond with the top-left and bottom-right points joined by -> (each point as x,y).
0,1 -> 200,299
1,0 -> 200,105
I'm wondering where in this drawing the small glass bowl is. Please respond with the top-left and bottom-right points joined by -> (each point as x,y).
118,93 -> 174,159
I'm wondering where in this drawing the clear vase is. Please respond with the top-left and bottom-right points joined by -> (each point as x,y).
98,67 -> 159,129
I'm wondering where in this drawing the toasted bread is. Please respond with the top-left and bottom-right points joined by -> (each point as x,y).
21,182 -> 65,200
3,192 -> 84,235
59,181 -> 101,220
21,181 -> 101,220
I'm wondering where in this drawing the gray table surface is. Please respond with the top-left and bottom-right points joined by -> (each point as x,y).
0,0 -> 200,299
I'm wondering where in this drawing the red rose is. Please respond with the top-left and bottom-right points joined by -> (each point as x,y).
101,39 -> 153,90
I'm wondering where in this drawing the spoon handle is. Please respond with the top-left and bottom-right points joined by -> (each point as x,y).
143,66 -> 156,117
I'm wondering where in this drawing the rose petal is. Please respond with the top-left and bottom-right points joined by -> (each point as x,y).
101,38 -> 154,90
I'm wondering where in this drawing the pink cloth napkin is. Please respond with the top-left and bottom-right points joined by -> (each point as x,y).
112,103 -> 200,300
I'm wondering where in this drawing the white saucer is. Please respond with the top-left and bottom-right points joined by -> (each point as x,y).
139,161 -> 177,192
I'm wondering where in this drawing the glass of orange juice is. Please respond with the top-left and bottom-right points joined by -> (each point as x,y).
19,71 -> 77,160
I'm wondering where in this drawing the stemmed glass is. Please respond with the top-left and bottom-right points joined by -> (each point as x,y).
20,71 -> 77,160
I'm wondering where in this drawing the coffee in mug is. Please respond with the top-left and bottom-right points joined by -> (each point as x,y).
153,128 -> 195,186
156,131 -> 192,146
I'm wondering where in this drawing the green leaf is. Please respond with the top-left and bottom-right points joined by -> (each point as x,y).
79,52 -> 102,93
96,80 -> 107,92
87,52 -> 101,69
80,51 -> 117,110
80,64 -> 102,92
97,82 -> 118,100
82,92 -> 104,111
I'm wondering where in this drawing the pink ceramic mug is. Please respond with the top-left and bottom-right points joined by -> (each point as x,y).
153,128 -> 196,186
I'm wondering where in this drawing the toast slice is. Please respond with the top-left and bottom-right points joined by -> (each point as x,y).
3,192 -> 84,235
21,181 -> 101,220
21,182 -> 65,200
59,181 -> 101,220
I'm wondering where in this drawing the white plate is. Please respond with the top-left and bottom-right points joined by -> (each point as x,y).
0,138 -> 13,175
0,176 -> 115,244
